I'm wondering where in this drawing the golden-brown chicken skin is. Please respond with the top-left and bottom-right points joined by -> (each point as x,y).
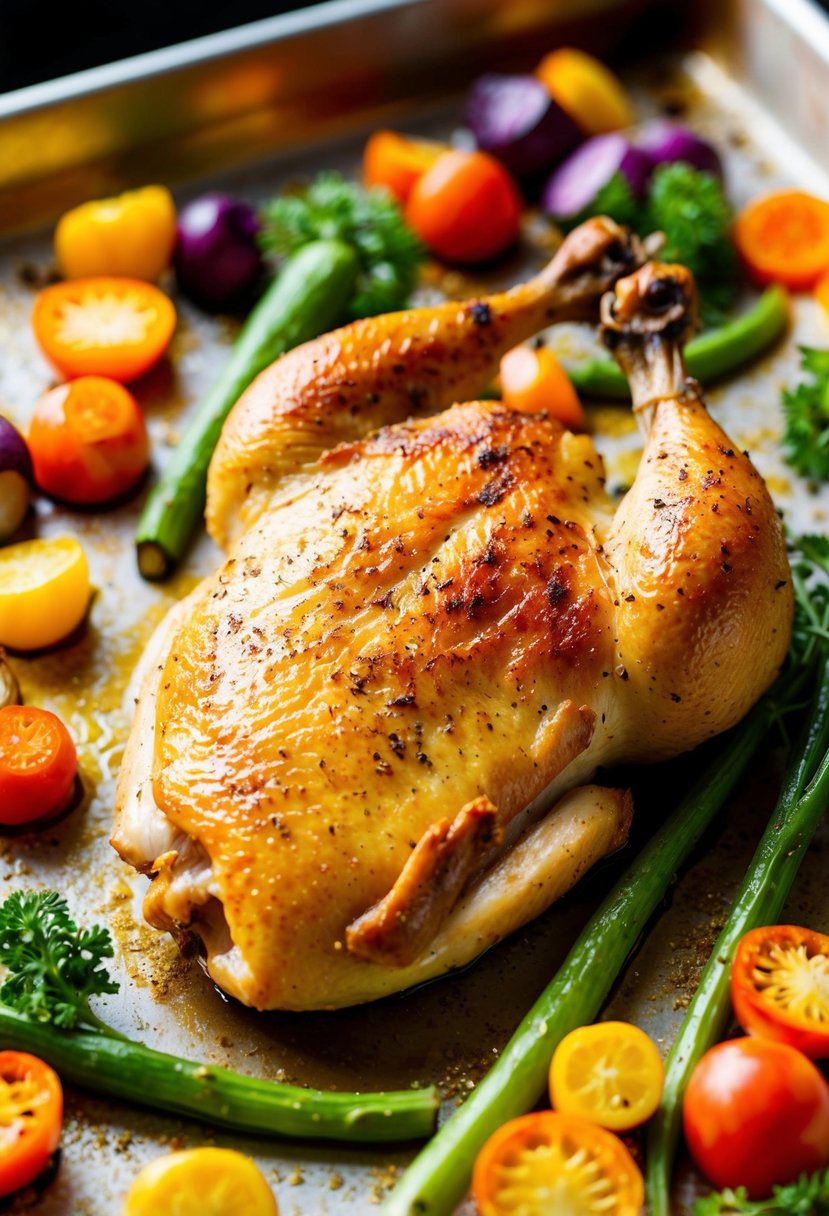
113,245 -> 793,1011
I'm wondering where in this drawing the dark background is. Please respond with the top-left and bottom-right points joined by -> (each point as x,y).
0,0 -> 827,93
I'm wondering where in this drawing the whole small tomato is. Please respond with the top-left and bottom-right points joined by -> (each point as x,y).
405,150 -> 522,264
683,1037 -> 829,1198
29,377 -> 148,506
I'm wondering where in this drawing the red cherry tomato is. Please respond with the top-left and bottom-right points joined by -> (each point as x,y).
683,1037 -> 829,1198
29,377 -> 149,506
0,1051 -> 63,1198
405,150 -> 522,264
0,705 -> 78,826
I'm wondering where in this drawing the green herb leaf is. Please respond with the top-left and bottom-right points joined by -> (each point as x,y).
258,172 -> 424,319
693,1168 -> 829,1215
0,890 -> 118,1032
782,347 -> 829,482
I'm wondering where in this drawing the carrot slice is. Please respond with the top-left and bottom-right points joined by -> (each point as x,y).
734,190 -> 829,290
500,345 -> 586,431
363,131 -> 446,204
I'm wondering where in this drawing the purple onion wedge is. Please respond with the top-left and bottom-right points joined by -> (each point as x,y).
635,120 -> 723,179
542,132 -> 652,222
466,73 -> 582,181
174,193 -> 263,311
0,417 -> 32,543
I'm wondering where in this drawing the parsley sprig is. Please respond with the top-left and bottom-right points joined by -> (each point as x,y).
782,347 -> 829,482
0,890 -> 118,1034
694,1168 -> 829,1215
259,171 -> 424,318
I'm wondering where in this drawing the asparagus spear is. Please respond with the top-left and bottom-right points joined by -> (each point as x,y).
0,891 -> 438,1143
135,174 -> 422,580
382,536 -> 827,1216
380,693 -> 784,1214
646,535 -> 829,1215
566,284 -> 789,399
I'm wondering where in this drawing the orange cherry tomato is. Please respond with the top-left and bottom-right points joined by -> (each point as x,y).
683,1037 -> 829,1198
0,705 -> 78,826
405,150 -> 522,265
733,190 -> 829,290
732,925 -> 829,1059
472,1111 -> 644,1216
0,1052 -> 63,1198
536,48 -> 634,135
32,277 -> 176,382
29,377 -> 148,506
814,268 -> 829,319
500,345 -> 587,431
363,130 -> 446,204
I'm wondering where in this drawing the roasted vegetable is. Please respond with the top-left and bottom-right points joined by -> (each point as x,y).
542,133 -> 650,224
734,190 -> 829,290
0,892 -> 438,1143
54,185 -> 176,282
406,149 -> 521,263
646,534 -> 829,1216
0,1051 -> 62,1199
0,417 -> 33,542
635,120 -> 723,178
0,706 -> 78,828
174,193 -> 263,310
136,174 -> 423,578
567,284 -> 789,398
0,537 -> 90,652
466,72 -> 582,180
123,1149 -> 277,1216
536,47 -> 634,135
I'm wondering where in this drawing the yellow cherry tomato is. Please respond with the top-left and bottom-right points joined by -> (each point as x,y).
55,185 -> 177,282
123,1148 -> 278,1216
536,48 -> 634,135
0,537 -> 90,652
549,1020 -> 664,1131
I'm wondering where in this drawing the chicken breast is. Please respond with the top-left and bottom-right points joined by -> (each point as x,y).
113,240 -> 792,1010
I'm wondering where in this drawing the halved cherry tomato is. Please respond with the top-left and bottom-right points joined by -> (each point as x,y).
549,1020 -> 664,1131
732,925 -> 829,1059
733,191 -> 829,290
406,150 -> 522,264
0,1052 -> 63,1197
32,277 -> 176,382
55,186 -> 177,282
536,48 -> 634,135
683,1037 -> 829,1198
500,345 -> 587,431
0,537 -> 90,652
363,130 -> 446,204
472,1111 -> 643,1216
29,377 -> 148,506
0,705 -> 78,826
123,1148 -> 279,1216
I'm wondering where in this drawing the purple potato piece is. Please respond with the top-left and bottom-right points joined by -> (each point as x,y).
175,193 -> 263,311
0,417 -> 32,542
542,132 -> 652,222
466,73 -> 582,181
635,120 -> 723,178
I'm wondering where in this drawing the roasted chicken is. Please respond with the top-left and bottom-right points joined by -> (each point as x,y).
113,226 -> 792,1011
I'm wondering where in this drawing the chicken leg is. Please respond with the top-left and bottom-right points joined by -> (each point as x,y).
206,216 -> 640,549
113,256 -> 792,1011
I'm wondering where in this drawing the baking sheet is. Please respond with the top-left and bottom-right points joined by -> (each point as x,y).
1,2 -> 829,1212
